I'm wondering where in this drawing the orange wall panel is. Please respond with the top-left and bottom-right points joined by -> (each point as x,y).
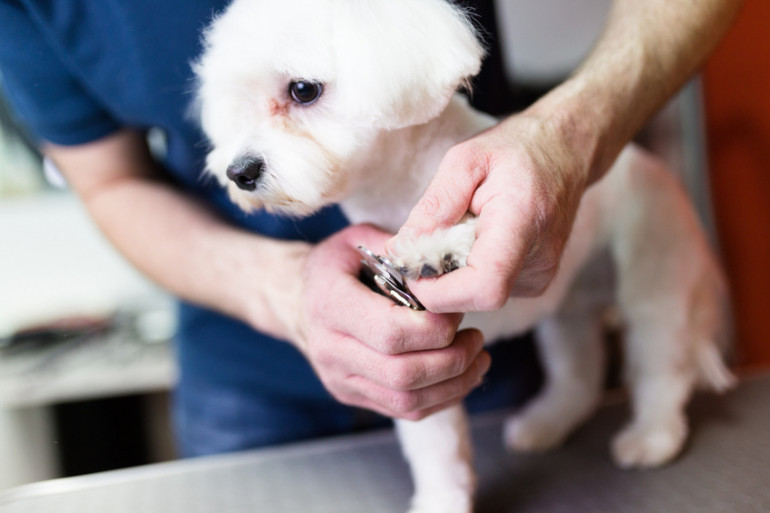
703,0 -> 770,368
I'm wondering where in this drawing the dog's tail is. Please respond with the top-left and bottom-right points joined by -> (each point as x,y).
695,267 -> 737,394
695,341 -> 737,393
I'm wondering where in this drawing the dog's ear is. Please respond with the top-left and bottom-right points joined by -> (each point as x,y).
333,0 -> 485,129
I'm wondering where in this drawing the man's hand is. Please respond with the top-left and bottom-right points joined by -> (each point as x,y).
390,0 -> 743,315
290,224 -> 491,420
391,111 -> 589,313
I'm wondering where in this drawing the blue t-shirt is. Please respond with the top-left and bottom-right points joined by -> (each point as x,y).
0,0 -> 348,401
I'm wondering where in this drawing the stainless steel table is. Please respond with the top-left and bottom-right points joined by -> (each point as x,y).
2,373 -> 769,513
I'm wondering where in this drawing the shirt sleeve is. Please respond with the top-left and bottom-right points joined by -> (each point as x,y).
0,0 -> 120,145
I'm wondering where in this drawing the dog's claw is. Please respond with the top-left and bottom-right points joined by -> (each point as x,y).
443,253 -> 459,273
420,264 -> 439,278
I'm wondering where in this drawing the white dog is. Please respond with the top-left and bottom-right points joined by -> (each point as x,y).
195,1 -> 735,512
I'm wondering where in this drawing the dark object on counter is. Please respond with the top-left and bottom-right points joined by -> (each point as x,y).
0,317 -> 113,354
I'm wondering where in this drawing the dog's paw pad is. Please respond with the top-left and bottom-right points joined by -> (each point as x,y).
389,221 -> 476,280
611,418 -> 687,469
394,247 -> 466,280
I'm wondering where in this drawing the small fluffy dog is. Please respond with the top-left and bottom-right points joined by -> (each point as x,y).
195,1 -> 734,512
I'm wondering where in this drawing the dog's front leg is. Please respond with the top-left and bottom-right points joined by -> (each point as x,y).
395,404 -> 475,513
504,309 -> 605,453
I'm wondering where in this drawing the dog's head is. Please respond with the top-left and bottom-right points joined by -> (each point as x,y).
195,0 -> 484,216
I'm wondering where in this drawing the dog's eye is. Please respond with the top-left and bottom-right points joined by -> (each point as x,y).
289,81 -> 323,105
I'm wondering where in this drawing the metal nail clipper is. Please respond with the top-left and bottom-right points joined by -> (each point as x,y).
357,245 -> 426,311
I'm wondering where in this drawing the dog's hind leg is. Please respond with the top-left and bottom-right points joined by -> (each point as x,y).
395,404 -> 475,513
610,318 -> 696,468
503,309 -> 605,452
605,146 -> 720,468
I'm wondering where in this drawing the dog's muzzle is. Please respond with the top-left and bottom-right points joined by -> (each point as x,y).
226,155 -> 265,191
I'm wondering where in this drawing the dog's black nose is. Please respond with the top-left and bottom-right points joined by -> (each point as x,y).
226,156 -> 264,191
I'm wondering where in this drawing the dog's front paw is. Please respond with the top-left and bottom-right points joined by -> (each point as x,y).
503,413 -> 570,453
389,219 -> 477,280
408,490 -> 473,513
611,416 -> 688,469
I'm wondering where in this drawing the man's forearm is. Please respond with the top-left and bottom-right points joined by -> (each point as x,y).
530,0 -> 743,184
44,130 -> 308,342
86,173 -> 309,340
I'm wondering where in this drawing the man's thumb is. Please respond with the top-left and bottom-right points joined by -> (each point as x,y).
397,149 -> 484,239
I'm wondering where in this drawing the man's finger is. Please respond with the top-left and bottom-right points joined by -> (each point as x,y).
367,328 -> 486,391
343,344 -> 491,419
